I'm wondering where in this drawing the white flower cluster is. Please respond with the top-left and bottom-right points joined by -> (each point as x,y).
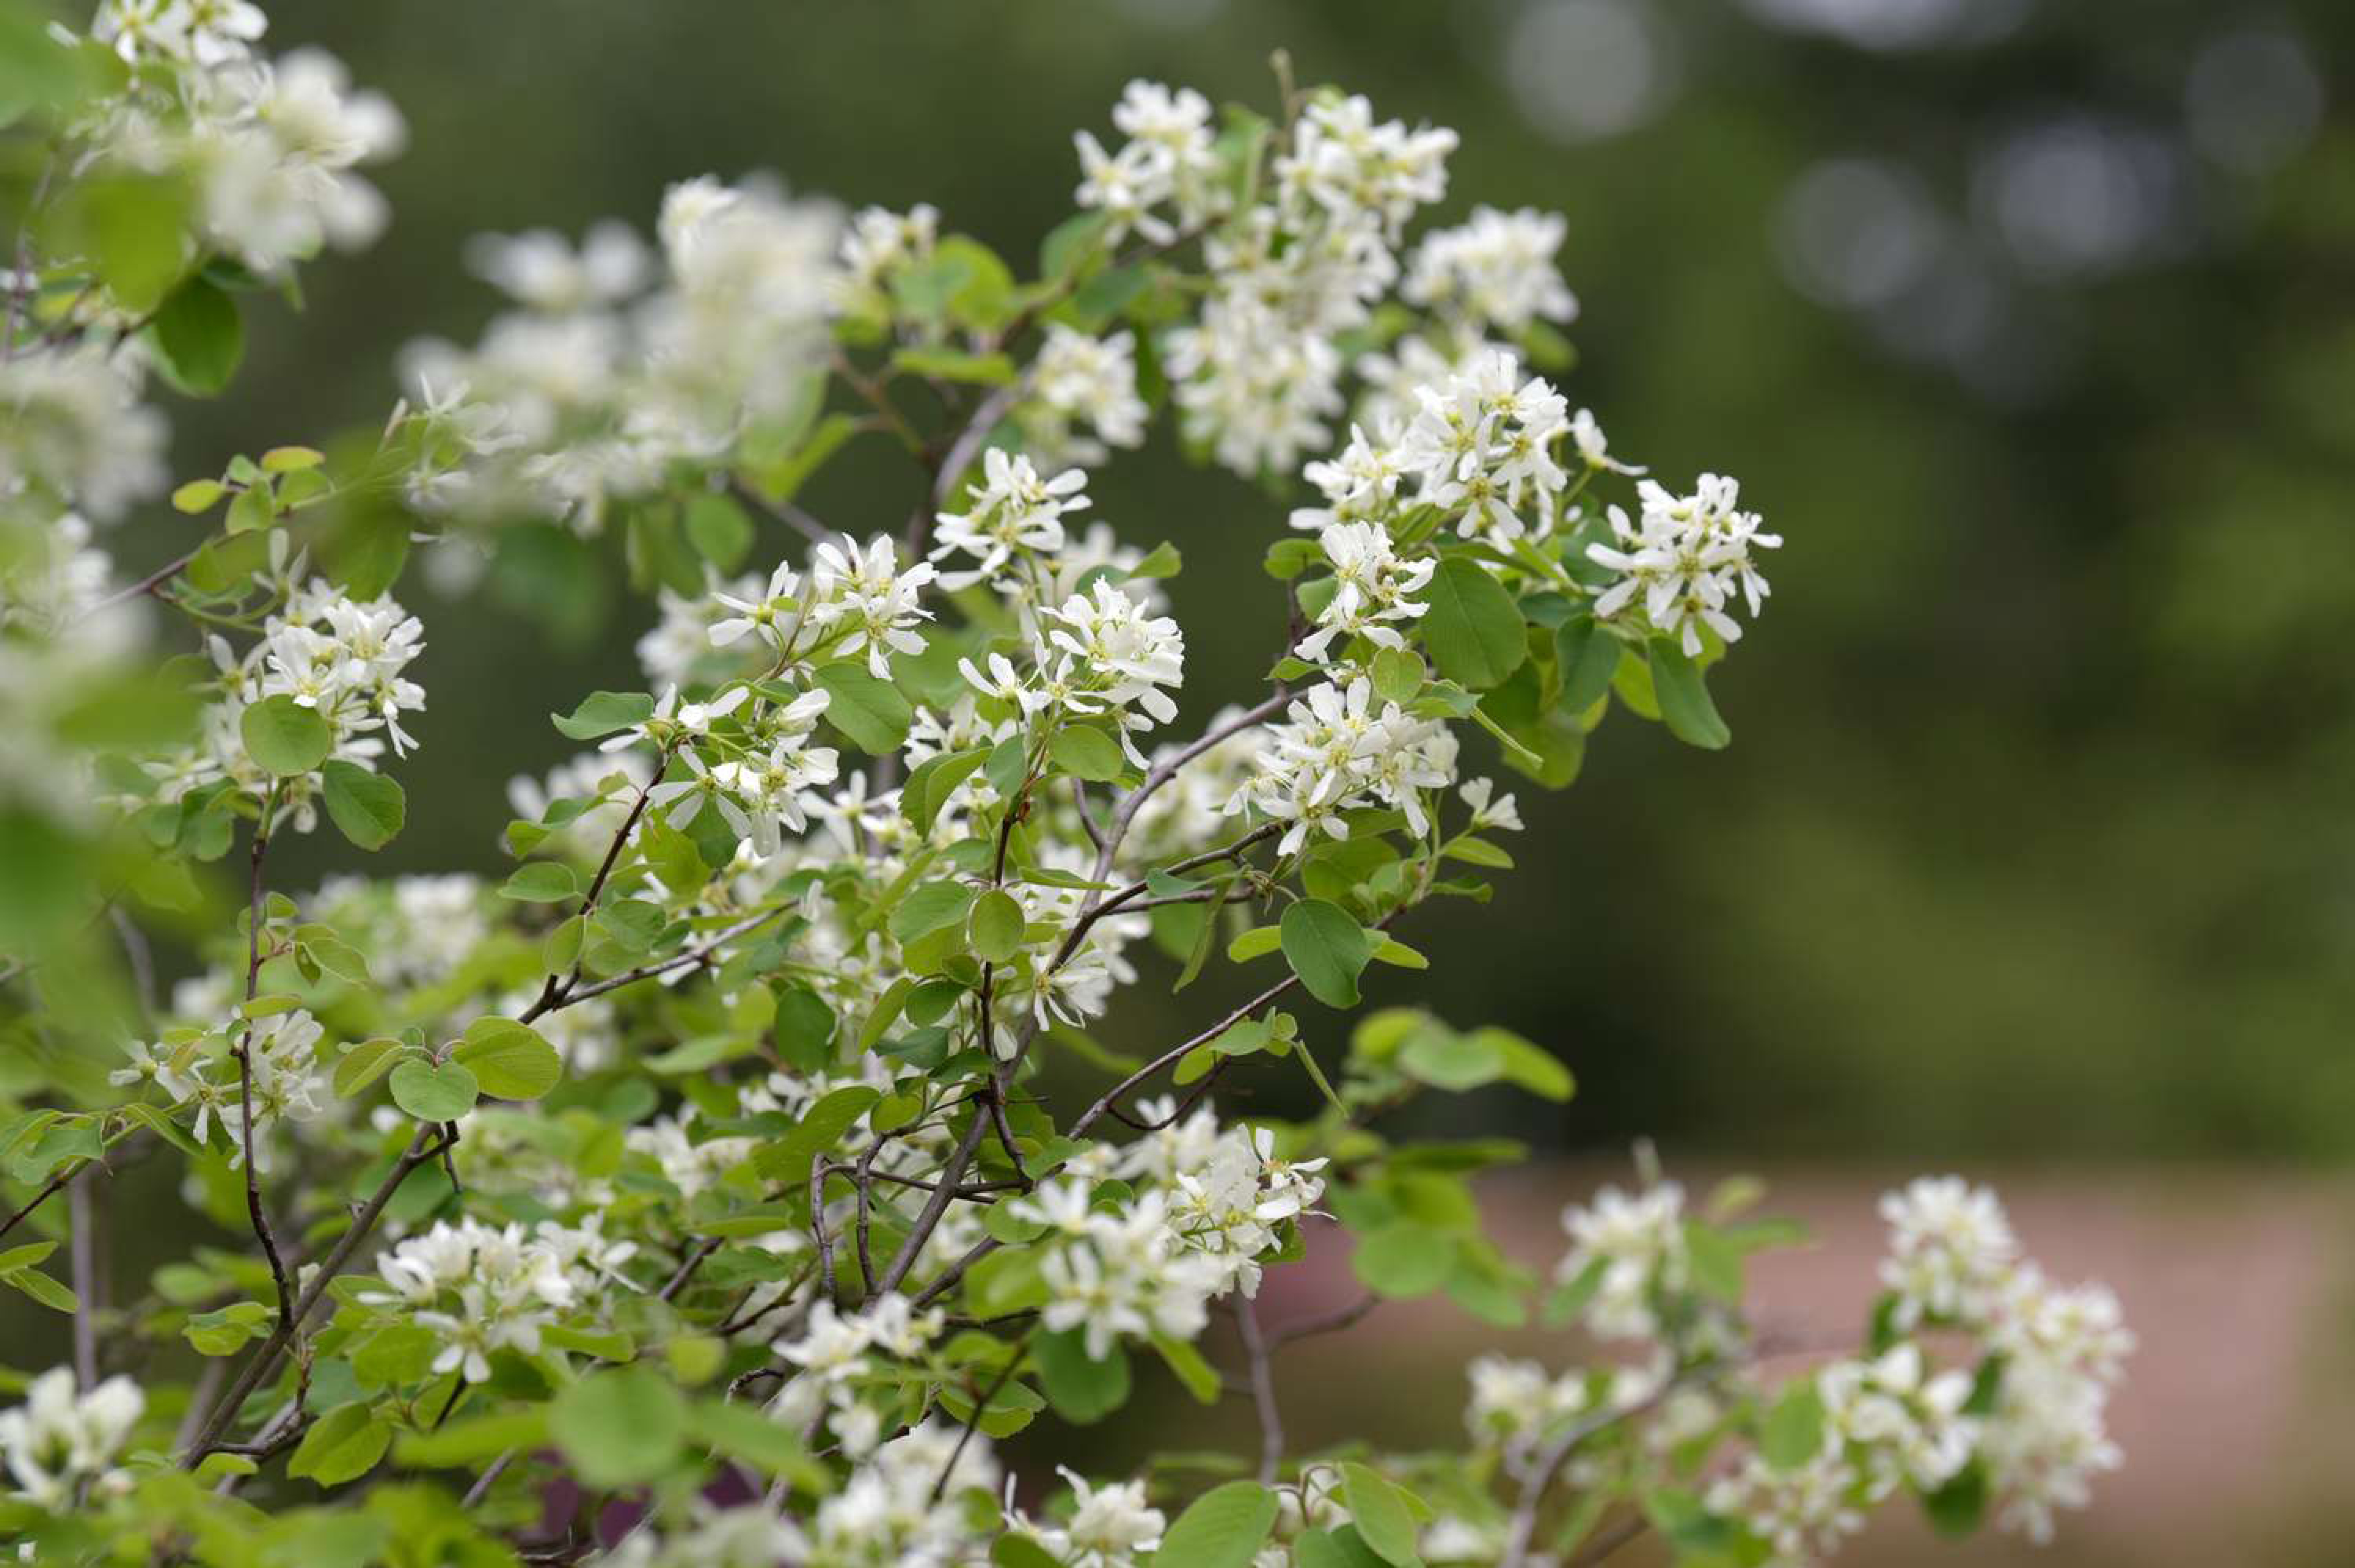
83,5 -> 405,274
779,1421 -> 1001,1567
1006,1467 -> 1169,1568
0,1367 -> 144,1509
361,1215 -> 637,1383
1294,519 -> 1434,663
962,579 -> 1184,767
1072,80 -> 1226,248
1014,1104 -> 1327,1359
1133,89 -> 1456,477
1877,1177 -> 2133,1542
837,201 -> 938,297
0,350 -> 170,525
1707,1342 -> 1980,1567
772,1294 -> 949,1457
309,873 -> 487,990
1403,206 -> 1580,335
402,175 -> 839,529
1023,324 -> 1149,467
139,570 -> 428,824
109,1008 -> 326,1169
932,448 -> 1094,594
1555,1177 -> 1691,1342
1588,474 -> 1783,658
1226,677 -> 1459,856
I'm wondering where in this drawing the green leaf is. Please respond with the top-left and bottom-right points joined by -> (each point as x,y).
1039,210 -> 1112,279
683,491 -> 754,571
451,1018 -> 561,1101
1032,1327 -> 1130,1425
395,1410 -> 548,1468
1349,1224 -> 1456,1299
1921,1457 -> 1990,1538
171,478 -> 226,514
1398,1026 -> 1506,1092
1761,1378 -> 1827,1470
1553,617 -> 1620,715
1048,723 -> 1124,783
1279,898 -> 1375,1008
1371,646 -> 1425,705
1474,1026 -> 1574,1102
814,663 -> 913,754
551,691 -> 654,741
892,879 -> 976,944
4,1268 -> 76,1314
754,1085 -> 881,1185
498,862 -> 578,902
332,1037 -> 405,1099
1296,1528 -> 1392,1568
547,1366 -> 687,1488
1226,925 -> 1281,963
686,1400 -> 828,1489
902,745 -> 989,837
387,1059 -> 478,1122
968,889 -> 1024,964
261,445 -> 325,473
891,346 -> 1017,384
1154,1479 -> 1279,1568
320,761 -> 405,850
1646,640 -> 1731,750
287,1402 -> 391,1487
1153,1334 -> 1221,1405
1420,558 -> 1526,691
1339,1463 -> 1425,1568
147,275 -> 244,396
239,695 -> 333,776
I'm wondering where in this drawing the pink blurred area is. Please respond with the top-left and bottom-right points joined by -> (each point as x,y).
1243,1164 -> 2355,1568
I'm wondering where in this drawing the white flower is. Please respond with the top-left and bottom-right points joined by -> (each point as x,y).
931,449 -> 1090,591
808,534 -> 937,679
1404,206 -> 1578,333
1586,474 -> 1781,657
1459,776 -> 1523,833
0,1368 -> 144,1508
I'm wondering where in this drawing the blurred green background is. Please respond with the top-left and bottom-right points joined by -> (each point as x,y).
149,0 -> 2353,1171
74,2 -> 2355,1561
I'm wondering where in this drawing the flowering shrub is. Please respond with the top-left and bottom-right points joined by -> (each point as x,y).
0,8 -> 2129,1567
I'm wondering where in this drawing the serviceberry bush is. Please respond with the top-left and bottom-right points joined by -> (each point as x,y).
0,7 -> 2131,1567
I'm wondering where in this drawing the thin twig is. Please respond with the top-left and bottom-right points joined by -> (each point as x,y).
231,785 -> 296,1335
68,1169 -> 99,1390
1234,1298 -> 1283,1483
181,1126 -> 454,1464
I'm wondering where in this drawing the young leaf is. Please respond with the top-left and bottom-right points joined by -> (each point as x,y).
1155,1479 -> 1279,1568
1419,558 -> 1526,691
1279,898 -> 1375,1008
814,663 -> 913,753
547,1366 -> 687,1488
551,691 -> 655,741
286,1402 -> 391,1487
147,275 -> 244,396
1761,1378 -> 1827,1470
239,695 -> 333,776
1032,1326 -> 1130,1425
320,760 -> 406,850
1048,723 -> 1124,783
1338,1463 -> 1425,1568
968,889 -> 1025,963
499,862 -> 578,902
1646,640 -> 1731,750
451,1018 -> 562,1101
388,1059 -> 479,1122
332,1036 -> 405,1098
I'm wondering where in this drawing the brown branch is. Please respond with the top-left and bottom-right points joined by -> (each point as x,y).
181,1125 -> 454,1464
231,785 -> 296,1335
1234,1297 -> 1283,1483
